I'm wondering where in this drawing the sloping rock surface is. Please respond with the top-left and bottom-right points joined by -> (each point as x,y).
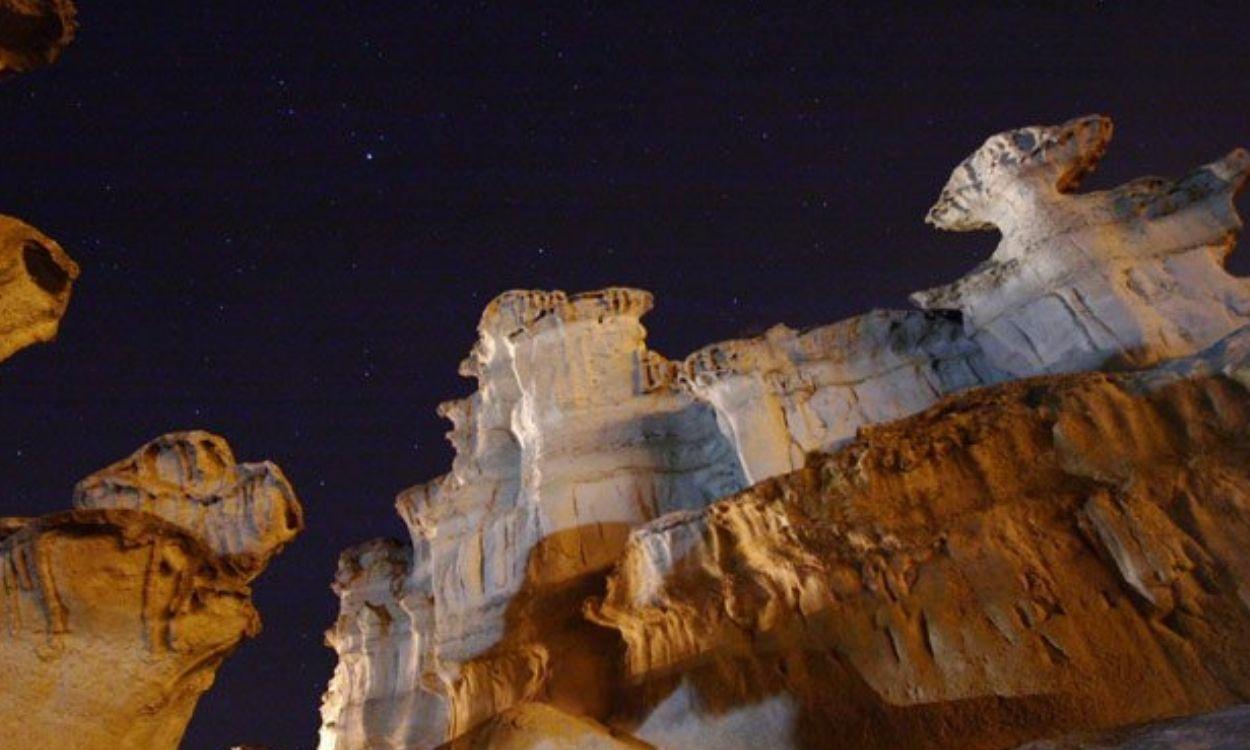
591,328 -> 1250,749
1015,704 -> 1250,749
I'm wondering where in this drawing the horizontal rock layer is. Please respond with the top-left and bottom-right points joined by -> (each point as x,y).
317,115 -> 1250,750
0,433 -> 303,750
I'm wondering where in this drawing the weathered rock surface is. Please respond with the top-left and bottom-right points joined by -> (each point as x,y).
591,328 -> 1250,748
0,213 -> 78,364
439,703 -> 651,750
317,116 -> 1250,750
73,430 -> 304,579
915,115 -> 1250,376
0,0 -> 76,75
1015,704 -> 1250,749
0,433 -> 303,750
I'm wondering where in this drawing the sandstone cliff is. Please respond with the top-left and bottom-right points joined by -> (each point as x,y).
317,115 -> 1250,750
0,432 -> 304,750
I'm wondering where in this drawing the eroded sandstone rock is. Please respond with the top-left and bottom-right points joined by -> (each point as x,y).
318,116 -> 1250,750
0,433 -> 303,750
590,328 -> 1250,749
915,115 -> 1250,376
0,213 -> 78,364
440,703 -> 651,750
73,430 -> 304,579
0,0 -> 76,75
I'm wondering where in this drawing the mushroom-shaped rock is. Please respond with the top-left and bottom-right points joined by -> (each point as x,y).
73,430 -> 304,579
0,433 -> 303,750
0,213 -> 78,364
0,0 -> 76,75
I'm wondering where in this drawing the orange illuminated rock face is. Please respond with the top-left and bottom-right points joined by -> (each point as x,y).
0,214 -> 78,365
0,433 -> 303,750
591,332 -> 1250,749
0,0 -> 76,75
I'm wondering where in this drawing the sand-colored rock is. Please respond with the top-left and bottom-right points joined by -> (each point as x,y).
73,431 -> 304,579
0,213 -> 78,364
0,433 -> 303,750
439,703 -> 651,750
590,327 -> 1250,749
0,0 -> 76,75
317,116 -> 1250,750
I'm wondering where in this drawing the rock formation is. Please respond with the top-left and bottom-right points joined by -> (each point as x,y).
0,0 -> 76,75
1015,704 -> 1250,749
0,213 -> 78,364
317,115 -> 1250,750
591,329 -> 1250,748
442,703 -> 651,750
0,432 -> 303,750
915,115 -> 1250,376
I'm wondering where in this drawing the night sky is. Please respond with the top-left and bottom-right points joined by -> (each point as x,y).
2,4 -> 1249,748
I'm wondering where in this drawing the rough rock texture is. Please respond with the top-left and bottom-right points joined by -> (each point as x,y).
440,703 -> 651,750
679,309 -> 1005,483
0,0 -> 76,75
0,213 -> 78,364
73,430 -> 304,579
317,116 -> 1250,750
1015,704 -> 1250,749
915,115 -> 1250,376
0,433 -> 303,750
591,329 -> 1250,749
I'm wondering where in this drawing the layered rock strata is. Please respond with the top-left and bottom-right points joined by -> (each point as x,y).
0,0 -> 76,75
0,432 -> 303,750
0,213 -> 78,364
591,329 -> 1250,748
318,115 -> 1250,750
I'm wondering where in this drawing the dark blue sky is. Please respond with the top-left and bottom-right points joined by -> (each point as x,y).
2,4 -> 1248,748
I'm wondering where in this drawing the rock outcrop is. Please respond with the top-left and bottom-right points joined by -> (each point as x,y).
915,115 -> 1250,376
1015,704 -> 1250,749
591,328 -> 1250,748
0,433 -> 303,750
441,703 -> 650,750
0,0 -> 76,75
317,115 -> 1250,750
0,213 -> 78,364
